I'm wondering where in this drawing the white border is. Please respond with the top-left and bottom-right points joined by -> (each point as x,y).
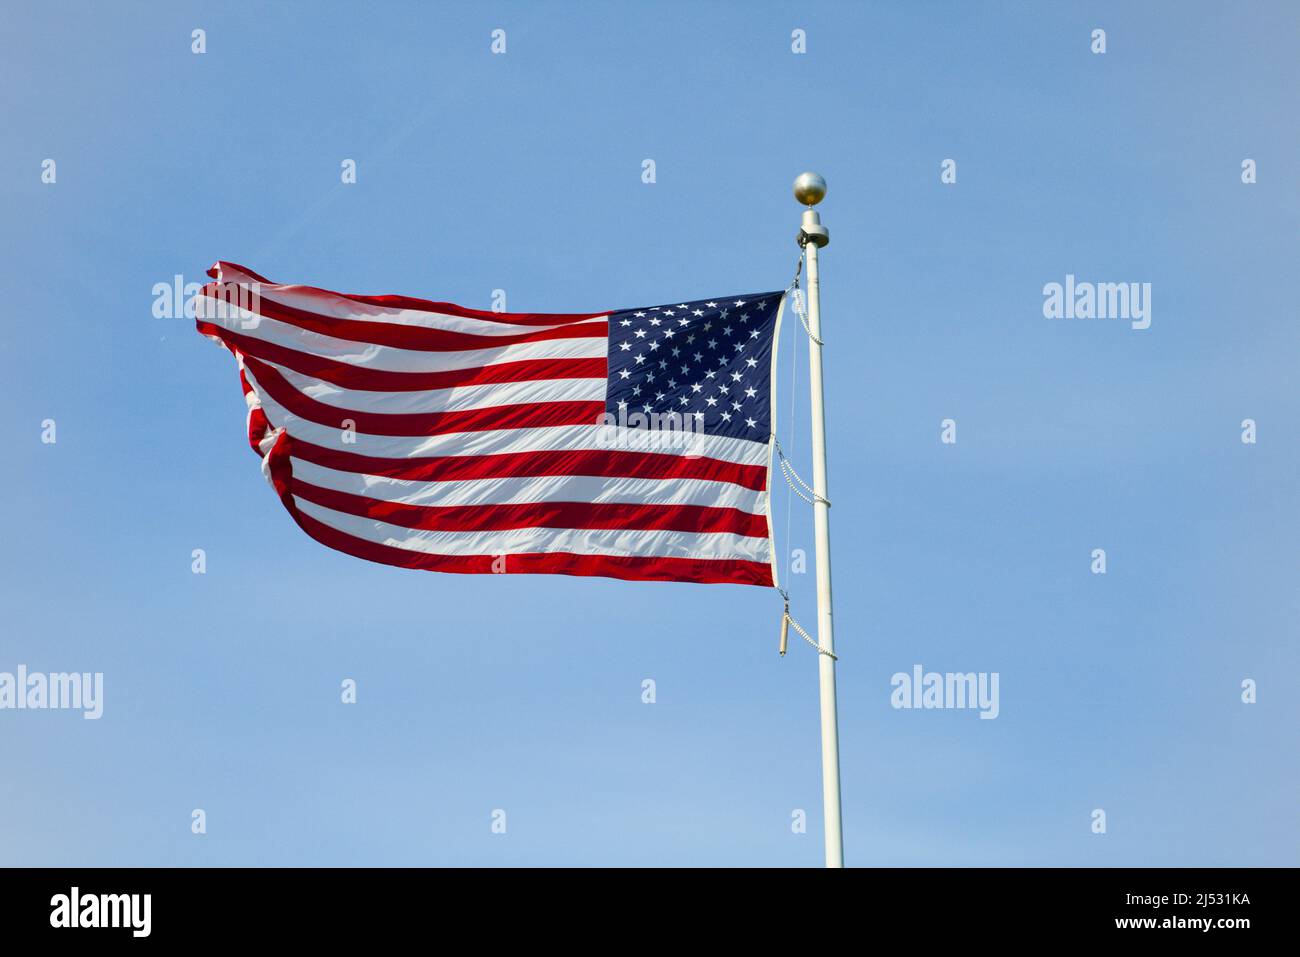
765,291 -> 786,590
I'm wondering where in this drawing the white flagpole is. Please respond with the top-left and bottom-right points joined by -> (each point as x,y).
792,172 -> 843,868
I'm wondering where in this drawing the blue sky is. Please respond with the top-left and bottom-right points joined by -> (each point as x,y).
2,1 -> 1296,866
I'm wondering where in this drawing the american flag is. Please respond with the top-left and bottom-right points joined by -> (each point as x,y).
196,263 -> 785,586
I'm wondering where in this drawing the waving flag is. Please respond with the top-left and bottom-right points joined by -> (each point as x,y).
196,263 -> 784,585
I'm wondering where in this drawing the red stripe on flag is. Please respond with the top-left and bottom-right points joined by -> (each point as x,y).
198,321 -> 606,391
208,261 -> 611,327
289,478 -> 770,537
243,357 -> 605,436
200,282 -> 607,351
286,438 -> 769,492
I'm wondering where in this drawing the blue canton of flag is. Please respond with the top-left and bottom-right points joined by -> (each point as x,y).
604,291 -> 785,442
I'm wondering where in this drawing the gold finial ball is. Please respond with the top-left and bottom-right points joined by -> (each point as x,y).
793,171 -> 827,206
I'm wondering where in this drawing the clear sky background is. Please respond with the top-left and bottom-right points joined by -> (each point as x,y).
2,1 -> 1296,866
